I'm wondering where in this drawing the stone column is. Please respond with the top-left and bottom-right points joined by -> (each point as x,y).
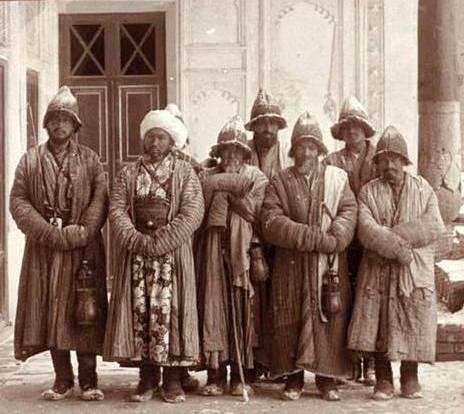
419,0 -> 462,223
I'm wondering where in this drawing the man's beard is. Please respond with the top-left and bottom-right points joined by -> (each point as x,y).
221,160 -> 242,173
254,132 -> 278,150
48,128 -> 74,143
146,148 -> 170,162
296,157 -> 318,175
384,169 -> 403,186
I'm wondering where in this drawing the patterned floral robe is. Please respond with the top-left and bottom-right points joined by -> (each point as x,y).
104,154 -> 204,366
131,154 -> 181,365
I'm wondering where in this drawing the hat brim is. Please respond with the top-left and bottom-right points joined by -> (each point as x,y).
245,114 -> 287,131
209,141 -> 252,159
372,149 -> 412,165
288,135 -> 328,157
330,116 -> 375,140
43,109 -> 82,129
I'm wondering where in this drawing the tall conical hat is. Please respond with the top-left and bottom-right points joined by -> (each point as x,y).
210,115 -> 251,159
43,86 -> 82,129
289,112 -> 328,156
330,96 -> 375,140
245,89 -> 287,131
373,125 -> 412,165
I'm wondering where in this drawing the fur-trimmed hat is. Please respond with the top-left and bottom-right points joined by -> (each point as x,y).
140,108 -> 188,149
245,89 -> 287,131
210,115 -> 252,159
373,125 -> 412,165
330,96 -> 375,140
289,112 -> 327,157
43,86 -> 82,129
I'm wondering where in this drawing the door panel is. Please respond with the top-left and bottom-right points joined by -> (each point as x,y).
72,86 -> 109,166
117,84 -> 160,165
0,61 -> 7,321
26,69 -> 39,149
60,13 -> 167,282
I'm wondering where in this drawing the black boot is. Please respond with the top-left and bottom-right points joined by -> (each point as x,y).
362,355 -> 376,386
130,361 -> 159,402
282,370 -> 304,401
230,362 -> 254,397
162,367 -> 185,403
77,352 -> 104,401
179,367 -> 199,393
200,365 -> 227,396
316,375 -> 340,401
372,353 -> 393,400
400,361 -> 422,399
42,349 -> 74,401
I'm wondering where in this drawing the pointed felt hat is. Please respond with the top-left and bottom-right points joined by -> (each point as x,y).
245,89 -> 287,131
210,115 -> 252,159
373,125 -> 412,165
290,112 -> 328,156
43,86 -> 82,129
330,96 -> 375,140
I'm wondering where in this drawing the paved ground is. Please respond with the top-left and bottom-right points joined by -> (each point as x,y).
0,327 -> 463,414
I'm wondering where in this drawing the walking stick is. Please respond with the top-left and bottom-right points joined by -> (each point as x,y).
224,251 -> 250,403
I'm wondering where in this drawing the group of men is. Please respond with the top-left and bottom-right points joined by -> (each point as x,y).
10,86 -> 445,404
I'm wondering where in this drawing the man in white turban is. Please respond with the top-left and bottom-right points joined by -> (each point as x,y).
104,107 -> 204,404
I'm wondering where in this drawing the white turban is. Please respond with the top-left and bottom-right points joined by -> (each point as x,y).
140,109 -> 188,148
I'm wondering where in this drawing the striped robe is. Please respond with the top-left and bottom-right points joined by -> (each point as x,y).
103,156 -> 204,363
10,139 -> 108,361
261,164 -> 357,378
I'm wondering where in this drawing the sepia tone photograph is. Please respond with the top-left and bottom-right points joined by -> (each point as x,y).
0,0 -> 463,412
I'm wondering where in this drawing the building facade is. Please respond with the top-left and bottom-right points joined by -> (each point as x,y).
0,0 -> 420,322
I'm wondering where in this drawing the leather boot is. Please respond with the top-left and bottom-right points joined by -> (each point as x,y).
372,353 -> 393,400
400,361 -> 422,399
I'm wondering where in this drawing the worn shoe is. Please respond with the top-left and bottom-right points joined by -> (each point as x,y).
364,370 -> 376,387
162,381 -> 185,404
401,379 -> 422,399
200,382 -> 225,396
321,389 -> 341,401
282,370 -> 304,401
401,390 -> 423,399
129,380 -> 154,402
281,387 -> 302,401
80,388 -> 104,401
41,382 -> 74,401
230,382 -> 254,397
400,361 -> 421,399
372,380 -> 394,401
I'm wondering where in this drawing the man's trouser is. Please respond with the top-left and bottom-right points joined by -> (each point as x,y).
51,348 -> 97,390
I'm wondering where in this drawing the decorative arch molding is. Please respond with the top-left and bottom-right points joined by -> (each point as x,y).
275,1 -> 336,25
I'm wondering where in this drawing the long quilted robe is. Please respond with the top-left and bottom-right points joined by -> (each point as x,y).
195,164 -> 268,369
247,136 -> 292,368
10,140 -> 108,361
103,156 -> 204,363
348,173 -> 445,362
261,164 -> 357,378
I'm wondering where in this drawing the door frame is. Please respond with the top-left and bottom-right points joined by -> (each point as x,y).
0,58 -> 8,323
57,2 -> 178,104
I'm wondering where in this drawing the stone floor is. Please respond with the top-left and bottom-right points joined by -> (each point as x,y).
0,327 -> 463,414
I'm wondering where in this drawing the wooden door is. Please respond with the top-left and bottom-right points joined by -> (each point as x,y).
26,68 -> 39,149
59,13 -> 167,281
0,61 -> 7,322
